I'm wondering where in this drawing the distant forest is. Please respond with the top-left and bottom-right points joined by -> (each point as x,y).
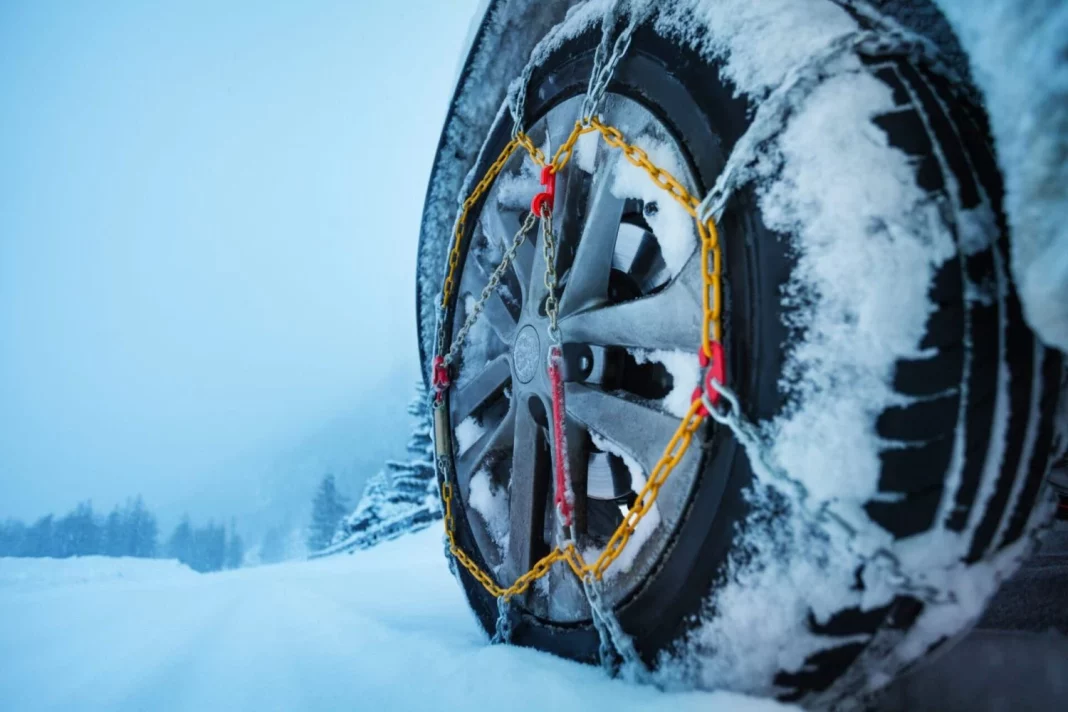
0,497 -> 244,573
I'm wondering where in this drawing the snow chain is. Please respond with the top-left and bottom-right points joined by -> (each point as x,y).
432,113 -> 726,650
431,2 -> 726,669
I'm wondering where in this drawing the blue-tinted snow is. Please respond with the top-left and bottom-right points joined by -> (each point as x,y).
0,529 -> 790,712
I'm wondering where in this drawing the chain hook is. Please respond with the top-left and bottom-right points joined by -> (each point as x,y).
691,339 -> 726,416
531,165 -> 556,217
431,355 -> 450,404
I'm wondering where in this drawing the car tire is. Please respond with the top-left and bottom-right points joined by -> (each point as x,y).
430,3 -> 1066,706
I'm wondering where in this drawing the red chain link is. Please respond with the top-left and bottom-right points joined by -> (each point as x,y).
547,344 -> 573,527
691,340 -> 726,416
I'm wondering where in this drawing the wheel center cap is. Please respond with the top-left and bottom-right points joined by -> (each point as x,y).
513,325 -> 540,384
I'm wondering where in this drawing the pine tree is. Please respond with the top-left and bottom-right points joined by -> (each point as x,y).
189,521 -> 226,572
167,516 -> 194,566
23,515 -> 55,557
54,501 -> 100,557
53,509 -> 77,558
339,469 -> 392,538
0,519 -> 27,557
307,474 -> 348,551
329,381 -> 442,552
259,526 -> 286,564
102,507 -> 125,557
124,496 -> 158,558
386,387 -> 435,506
407,382 -> 435,465
224,522 -> 245,570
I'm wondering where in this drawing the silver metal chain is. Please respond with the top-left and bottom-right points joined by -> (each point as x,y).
582,576 -> 648,682
491,595 -> 513,644
511,1 -> 647,139
579,1 -> 649,122
510,60 -> 538,140
442,532 -> 457,576
444,211 -> 538,367
540,209 -> 562,343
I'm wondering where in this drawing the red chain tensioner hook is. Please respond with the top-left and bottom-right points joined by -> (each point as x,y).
531,165 -> 556,217
432,355 -> 451,404
691,340 -> 726,417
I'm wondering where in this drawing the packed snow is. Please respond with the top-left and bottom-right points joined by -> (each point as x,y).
589,431 -> 660,577
630,348 -> 702,418
469,465 -> 510,550
608,131 -> 698,277
0,530 -> 790,712
0,556 -> 195,593
455,415 -> 487,454
656,0 -> 857,98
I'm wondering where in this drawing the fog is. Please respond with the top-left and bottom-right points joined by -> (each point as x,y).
0,0 -> 481,530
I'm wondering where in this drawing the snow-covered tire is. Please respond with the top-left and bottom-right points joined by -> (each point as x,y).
427,2 -> 1066,707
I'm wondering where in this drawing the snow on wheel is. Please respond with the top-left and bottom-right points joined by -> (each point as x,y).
419,1 -> 1066,706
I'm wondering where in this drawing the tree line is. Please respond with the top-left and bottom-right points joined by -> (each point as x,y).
0,497 -> 244,573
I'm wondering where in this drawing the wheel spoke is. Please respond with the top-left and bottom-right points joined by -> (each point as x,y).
564,418 -> 589,536
452,355 -> 511,424
565,383 -> 700,525
546,97 -> 581,158
482,206 -> 534,298
560,253 -> 702,350
482,289 -> 517,344
505,396 -> 550,583
457,403 -> 515,498
558,159 -> 625,316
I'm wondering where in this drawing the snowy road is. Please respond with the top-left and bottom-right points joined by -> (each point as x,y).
0,529 -> 786,712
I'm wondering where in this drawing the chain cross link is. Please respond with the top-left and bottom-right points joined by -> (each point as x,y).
540,208 -> 562,343
579,2 -> 650,122
491,595 -> 513,644
582,576 -> 647,682
703,380 -> 956,606
444,210 -> 538,367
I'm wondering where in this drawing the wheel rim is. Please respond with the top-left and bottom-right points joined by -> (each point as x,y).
446,93 -> 707,622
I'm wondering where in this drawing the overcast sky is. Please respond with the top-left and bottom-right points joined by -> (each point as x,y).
0,0 -> 482,520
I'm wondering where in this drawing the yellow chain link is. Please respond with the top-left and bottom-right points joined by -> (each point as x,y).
437,115 -> 723,598
442,137 -> 524,309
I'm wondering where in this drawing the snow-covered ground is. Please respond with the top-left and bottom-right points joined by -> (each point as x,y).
0,528 -> 788,712
0,556 -> 197,593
